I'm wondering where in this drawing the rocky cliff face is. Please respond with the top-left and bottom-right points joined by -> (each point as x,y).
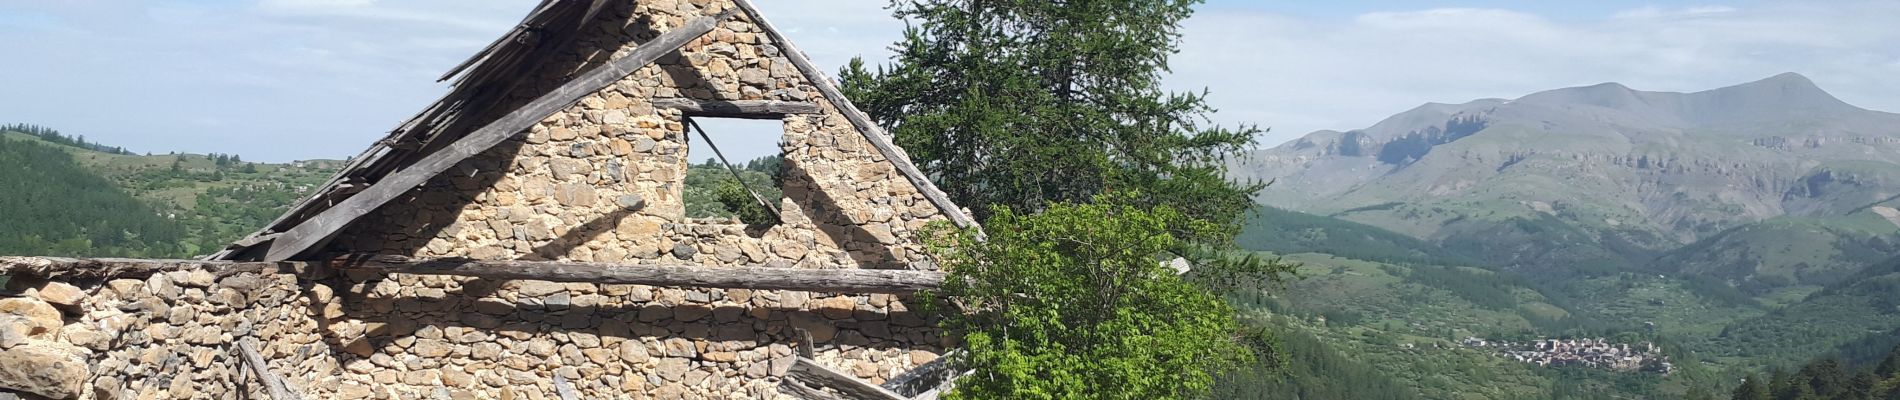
1233,73 -> 1900,283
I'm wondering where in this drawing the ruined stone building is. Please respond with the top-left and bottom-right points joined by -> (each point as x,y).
0,0 -> 973,398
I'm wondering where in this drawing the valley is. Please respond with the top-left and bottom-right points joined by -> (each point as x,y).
1222,73 -> 1900,398
2,73 -> 1896,399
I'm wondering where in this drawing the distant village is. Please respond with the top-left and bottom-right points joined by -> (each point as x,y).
1462,337 -> 1674,374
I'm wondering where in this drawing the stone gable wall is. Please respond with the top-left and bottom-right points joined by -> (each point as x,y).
0,1 -> 953,399
313,0 -> 951,397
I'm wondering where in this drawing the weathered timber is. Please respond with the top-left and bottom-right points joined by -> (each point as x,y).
0,255 -> 947,294
237,337 -> 304,400
796,328 -> 816,358
729,0 -> 980,231
880,351 -> 962,398
331,255 -> 945,294
780,377 -> 845,400
0,256 -> 294,281
260,10 -> 737,262
655,98 -> 821,118
783,357 -> 907,400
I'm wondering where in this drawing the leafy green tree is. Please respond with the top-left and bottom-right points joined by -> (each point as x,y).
1732,376 -> 1770,400
712,178 -> 775,227
841,0 -> 1262,240
926,199 -> 1251,399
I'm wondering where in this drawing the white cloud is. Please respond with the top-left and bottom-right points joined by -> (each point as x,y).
0,1 -> 1896,162
1613,5 -> 1739,20
258,0 -> 377,12
1166,1 -> 1900,147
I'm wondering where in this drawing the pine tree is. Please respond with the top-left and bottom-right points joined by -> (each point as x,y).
841,0 -> 1263,239
1848,372 -> 1879,400
1733,375 -> 1771,400
1773,369 -> 1799,400
1804,358 -> 1850,398
1879,345 -> 1900,379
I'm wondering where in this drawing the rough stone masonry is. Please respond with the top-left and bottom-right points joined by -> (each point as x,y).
0,0 -> 956,398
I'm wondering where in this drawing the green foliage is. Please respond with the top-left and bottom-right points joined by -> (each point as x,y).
1237,206 -> 1485,267
1401,265 -> 1525,311
1732,375 -> 1771,400
3,123 -> 134,155
1212,320 -> 1420,399
0,135 -> 187,257
0,126 -> 338,258
842,0 -> 1262,241
711,179 -> 776,227
927,201 -> 1251,400
1739,346 -> 1900,400
682,155 -> 782,223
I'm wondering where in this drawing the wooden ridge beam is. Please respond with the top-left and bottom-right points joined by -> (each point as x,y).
729,0 -> 981,232
0,255 -> 946,294
259,9 -> 737,262
654,98 -> 822,119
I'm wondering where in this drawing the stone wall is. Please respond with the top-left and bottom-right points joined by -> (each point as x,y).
3,269 -> 336,399
2,1 -> 954,399
315,0 -> 952,397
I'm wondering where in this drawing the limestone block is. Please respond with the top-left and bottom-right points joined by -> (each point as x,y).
0,342 -> 87,399
28,282 -> 85,309
0,298 -> 61,340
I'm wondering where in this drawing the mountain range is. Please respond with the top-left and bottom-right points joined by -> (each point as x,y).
1235,72 -> 1900,292
1222,73 -> 1900,398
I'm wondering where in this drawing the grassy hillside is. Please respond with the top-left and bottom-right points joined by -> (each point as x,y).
1224,251 -> 1714,399
0,134 -> 186,257
1651,211 -> 1900,302
1239,206 -> 1483,266
1709,257 -> 1900,368
0,129 -> 341,257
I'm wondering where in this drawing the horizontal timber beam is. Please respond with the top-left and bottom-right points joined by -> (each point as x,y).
0,255 -> 946,294
653,98 -> 821,119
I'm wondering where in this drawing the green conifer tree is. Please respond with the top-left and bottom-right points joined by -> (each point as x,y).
841,0 -> 1263,240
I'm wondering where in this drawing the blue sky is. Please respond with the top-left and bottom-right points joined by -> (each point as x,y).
1,1 -> 1896,162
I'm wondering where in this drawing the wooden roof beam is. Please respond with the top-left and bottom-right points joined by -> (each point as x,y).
259,9 -> 737,261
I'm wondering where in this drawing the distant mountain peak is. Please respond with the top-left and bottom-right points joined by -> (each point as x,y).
1702,71 -> 1845,104
1756,71 -> 1817,86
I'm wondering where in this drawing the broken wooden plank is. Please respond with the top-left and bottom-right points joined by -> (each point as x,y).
780,377 -> 845,400
784,357 -> 907,400
880,351 -> 961,398
655,98 -> 822,118
0,255 -> 947,294
796,328 -> 816,358
260,9 -> 738,262
237,337 -> 304,400
729,0 -> 980,232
